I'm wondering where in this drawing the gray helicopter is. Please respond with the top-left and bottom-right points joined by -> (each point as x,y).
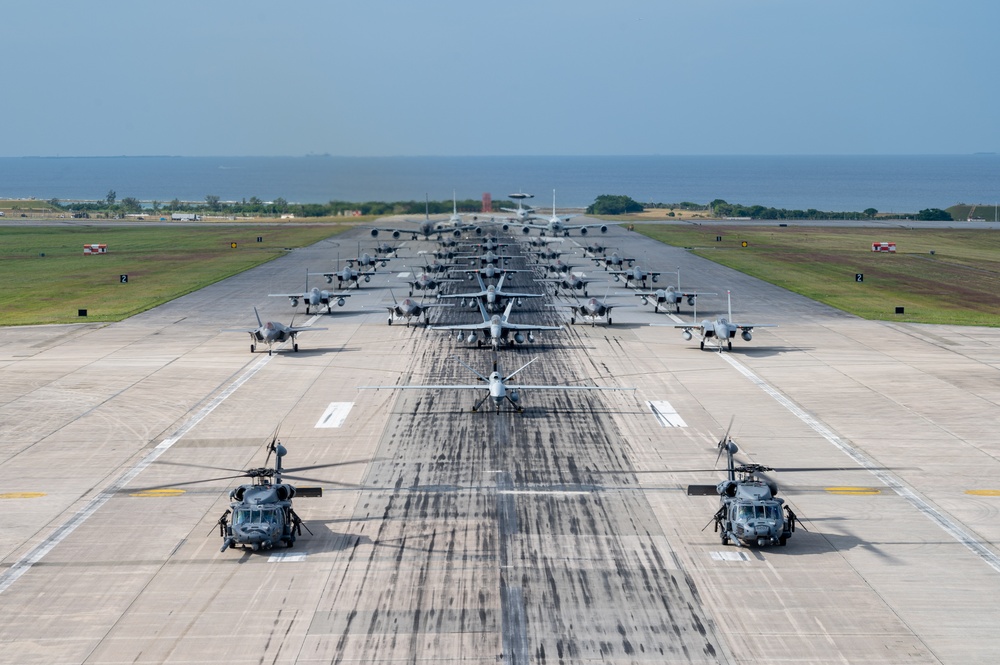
215,435 -> 324,553
687,421 -> 797,547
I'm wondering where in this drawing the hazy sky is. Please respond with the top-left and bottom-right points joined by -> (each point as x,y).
5,0 -> 997,157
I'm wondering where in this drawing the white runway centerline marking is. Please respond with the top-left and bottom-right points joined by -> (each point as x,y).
315,402 -> 354,428
647,400 -> 688,427
268,552 -> 307,562
720,352 -> 1000,575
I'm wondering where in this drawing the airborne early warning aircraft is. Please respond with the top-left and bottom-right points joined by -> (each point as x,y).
359,356 -> 632,413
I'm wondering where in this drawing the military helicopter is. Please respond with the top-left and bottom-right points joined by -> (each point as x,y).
213,434 -> 324,553
688,420 -> 797,547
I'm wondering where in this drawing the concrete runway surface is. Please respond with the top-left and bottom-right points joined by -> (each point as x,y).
2,220 -> 1000,664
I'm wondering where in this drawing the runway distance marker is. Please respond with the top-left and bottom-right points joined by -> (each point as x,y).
316,402 -> 354,428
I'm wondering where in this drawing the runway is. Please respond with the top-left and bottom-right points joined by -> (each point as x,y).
2,220 -> 1000,664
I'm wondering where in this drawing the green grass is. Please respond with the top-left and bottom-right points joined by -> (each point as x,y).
634,224 -> 1000,326
0,225 -> 353,325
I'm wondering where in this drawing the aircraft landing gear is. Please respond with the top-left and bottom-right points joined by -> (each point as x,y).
700,341 -> 705,350
727,341 -> 733,351
387,317 -> 393,325
570,317 -> 576,325
250,344 -> 256,353
608,317 -> 612,325
293,343 -> 299,352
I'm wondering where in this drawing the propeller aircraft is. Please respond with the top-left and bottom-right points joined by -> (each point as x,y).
359,356 -> 632,413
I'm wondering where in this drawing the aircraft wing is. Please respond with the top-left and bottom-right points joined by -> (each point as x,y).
220,327 -> 259,333
288,326 -> 329,333
358,385 -> 484,390
267,293 -> 304,299
734,323 -> 777,329
511,385 -> 635,391
438,290 -> 488,299
501,323 -> 563,332
430,323 -> 489,331
496,290 -> 543,298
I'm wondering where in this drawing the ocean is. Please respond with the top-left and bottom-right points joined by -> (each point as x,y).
1,155 -> 998,213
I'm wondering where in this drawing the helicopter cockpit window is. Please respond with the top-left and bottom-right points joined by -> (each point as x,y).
234,509 -> 250,524
737,505 -> 753,521
764,504 -> 781,520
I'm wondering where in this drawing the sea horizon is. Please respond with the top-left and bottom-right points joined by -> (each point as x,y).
2,154 -> 998,212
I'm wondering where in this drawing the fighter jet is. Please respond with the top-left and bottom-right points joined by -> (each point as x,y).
634,269 -> 715,313
551,292 -> 634,326
222,307 -> 328,355
529,245 -> 571,262
431,300 -> 562,350
609,264 -> 661,288
536,273 -> 604,297
401,271 -> 458,297
372,241 -> 402,256
461,235 -> 509,252
539,258 -> 580,275
268,285 -> 351,314
359,356 -> 633,414
453,249 -> 516,267
460,264 -> 530,282
316,264 -> 376,290
384,290 -> 453,326
667,291 -> 776,351
595,250 -> 636,270
582,240 -> 609,256
346,248 -> 391,270
438,273 -> 542,312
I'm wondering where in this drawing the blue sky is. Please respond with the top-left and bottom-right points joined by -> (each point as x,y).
4,0 -> 997,156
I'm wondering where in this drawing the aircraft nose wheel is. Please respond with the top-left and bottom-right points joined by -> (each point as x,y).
293,343 -> 299,352
250,344 -> 256,353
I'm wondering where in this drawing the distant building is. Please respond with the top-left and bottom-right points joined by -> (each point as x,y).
171,213 -> 201,221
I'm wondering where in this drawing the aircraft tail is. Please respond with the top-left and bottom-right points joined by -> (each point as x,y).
254,306 -> 263,328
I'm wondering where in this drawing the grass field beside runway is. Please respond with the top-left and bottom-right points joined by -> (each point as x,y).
0,224 -> 353,325
633,225 -> 1000,326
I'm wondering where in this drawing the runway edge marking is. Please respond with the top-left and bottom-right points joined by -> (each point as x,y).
719,353 -> 1000,574
0,352 -> 275,595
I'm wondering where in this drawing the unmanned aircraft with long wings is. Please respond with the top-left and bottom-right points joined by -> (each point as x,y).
222,307 -> 328,355
431,299 -> 562,350
667,291 -> 776,351
359,356 -> 632,413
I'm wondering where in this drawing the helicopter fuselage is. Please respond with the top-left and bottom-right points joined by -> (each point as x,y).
716,480 -> 792,547
220,483 -> 297,552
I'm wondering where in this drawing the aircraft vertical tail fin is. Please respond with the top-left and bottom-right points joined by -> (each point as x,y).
254,306 -> 263,328
727,290 -> 732,321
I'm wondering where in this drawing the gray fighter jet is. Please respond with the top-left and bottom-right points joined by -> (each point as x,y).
438,273 -> 542,312
431,300 -> 562,350
223,307 -> 328,355
667,291 -> 776,351
384,290 -> 453,326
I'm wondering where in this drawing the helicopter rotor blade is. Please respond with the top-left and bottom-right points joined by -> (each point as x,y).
129,474 -> 249,492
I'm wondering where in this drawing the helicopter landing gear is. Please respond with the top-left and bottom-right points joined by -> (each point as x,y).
779,536 -> 787,546
721,533 -> 729,546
